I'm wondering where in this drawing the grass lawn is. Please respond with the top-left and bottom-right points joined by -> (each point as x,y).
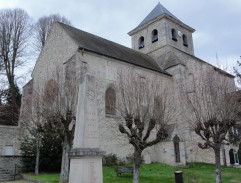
25,162 -> 241,183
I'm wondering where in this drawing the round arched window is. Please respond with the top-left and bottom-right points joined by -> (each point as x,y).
183,34 -> 188,47
139,36 -> 144,49
171,29 -> 177,41
152,29 -> 158,43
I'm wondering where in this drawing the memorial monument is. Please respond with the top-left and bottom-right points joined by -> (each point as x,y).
69,75 -> 104,183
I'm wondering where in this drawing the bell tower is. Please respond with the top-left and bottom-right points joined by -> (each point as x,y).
128,3 -> 195,59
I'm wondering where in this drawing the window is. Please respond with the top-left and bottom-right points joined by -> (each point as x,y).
183,34 -> 188,47
152,29 -> 158,43
105,87 -> 116,115
139,36 -> 144,49
4,145 -> 13,156
172,29 -> 177,41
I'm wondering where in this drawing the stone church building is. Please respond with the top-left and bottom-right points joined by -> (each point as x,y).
0,3 -> 240,172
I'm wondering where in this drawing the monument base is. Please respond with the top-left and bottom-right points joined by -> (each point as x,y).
69,148 -> 105,183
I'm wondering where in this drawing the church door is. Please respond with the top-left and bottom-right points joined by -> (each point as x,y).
229,149 -> 234,165
233,150 -> 239,165
173,135 -> 180,163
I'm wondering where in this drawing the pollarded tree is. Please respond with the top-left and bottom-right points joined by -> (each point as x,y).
113,69 -> 175,183
33,14 -> 71,53
185,68 -> 240,183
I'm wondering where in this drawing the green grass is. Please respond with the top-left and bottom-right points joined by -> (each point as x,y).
25,162 -> 241,183
25,173 -> 60,183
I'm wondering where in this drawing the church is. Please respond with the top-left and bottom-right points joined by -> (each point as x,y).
1,3 -> 240,173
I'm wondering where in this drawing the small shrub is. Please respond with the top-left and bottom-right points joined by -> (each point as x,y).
20,122 -> 62,172
103,154 -> 118,166
125,153 -> 134,164
117,159 -> 126,166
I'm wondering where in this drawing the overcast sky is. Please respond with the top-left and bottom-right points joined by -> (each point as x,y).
0,0 -> 241,85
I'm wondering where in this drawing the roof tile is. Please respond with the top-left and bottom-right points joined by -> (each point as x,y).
58,22 -> 171,76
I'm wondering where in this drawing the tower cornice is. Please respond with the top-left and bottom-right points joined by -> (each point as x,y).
128,14 -> 195,36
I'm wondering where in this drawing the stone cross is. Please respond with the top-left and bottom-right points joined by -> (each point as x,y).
69,75 -> 104,183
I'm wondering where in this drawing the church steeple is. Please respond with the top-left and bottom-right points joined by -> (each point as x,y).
135,2 -> 179,31
128,3 -> 195,58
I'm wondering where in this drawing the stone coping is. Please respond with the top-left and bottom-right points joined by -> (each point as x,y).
0,155 -> 23,158
0,125 -> 20,128
22,174 -> 44,183
69,148 -> 105,157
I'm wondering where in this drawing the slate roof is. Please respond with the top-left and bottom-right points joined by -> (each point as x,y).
128,3 -> 195,34
157,51 -> 185,70
58,22 -> 171,76
137,2 -> 179,29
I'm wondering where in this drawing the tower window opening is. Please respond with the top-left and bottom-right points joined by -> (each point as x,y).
172,29 -> 177,42
152,29 -> 158,43
183,34 -> 188,47
139,36 -> 144,49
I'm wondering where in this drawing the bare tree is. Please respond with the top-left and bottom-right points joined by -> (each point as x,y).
0,8 -> 31,105
114,70 -> 175,183
185,68 -> 240,183
41,62 -> 79,183
33,14 -> 71,53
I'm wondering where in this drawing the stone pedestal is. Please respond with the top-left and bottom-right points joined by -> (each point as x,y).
69,75 -> 105,183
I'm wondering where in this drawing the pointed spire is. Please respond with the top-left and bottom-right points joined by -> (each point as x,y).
136,3 -> 179,29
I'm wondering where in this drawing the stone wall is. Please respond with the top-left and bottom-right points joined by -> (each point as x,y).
31,22 -> 78,93
75,51 -> 173,161
0,125 -> 21,156
0,156 -> 22,174
0,125 -> 22,173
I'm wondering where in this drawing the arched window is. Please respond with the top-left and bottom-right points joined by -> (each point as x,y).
154,96 -> 162,118
152,29 -> 158,43
172,29 -> 177,41
187,73 -> 195,92
139,36 -> 144,49
183,34 -> 188,47
173,135 -> 180,163
43,79 -> 59,106
105,87 -> 116,115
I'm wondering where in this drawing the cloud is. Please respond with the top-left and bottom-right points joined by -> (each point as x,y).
0,0 -> 241,85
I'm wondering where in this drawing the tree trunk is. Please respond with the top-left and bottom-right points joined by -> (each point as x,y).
10,81 -> 16,104
133,149 -> 142,183
214,149 -> 222,183
35,138 -> 41,175
59,135 -> 71,183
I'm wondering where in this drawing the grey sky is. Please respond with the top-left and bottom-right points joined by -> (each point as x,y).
0,0 -> 241,82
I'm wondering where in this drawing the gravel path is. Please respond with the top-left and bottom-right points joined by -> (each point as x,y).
3,180 -> 33,183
